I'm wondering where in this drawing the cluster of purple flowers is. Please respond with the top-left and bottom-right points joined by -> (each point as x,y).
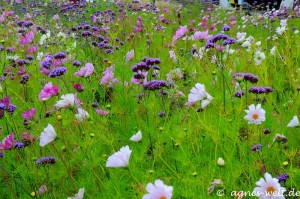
53,52 -> 67,60
234,90 -> 245,98
14,141 -> 25,149
277,173 -> 289,183
48,67 -> 67,78
36,156 -> 56,165
17,20 -> 34,28
40,56 -> 53,69
251,144 -> 262,151
72,60 -> 82,67
233,73 -> 259,84
249,86 -> 273,94
20,74 -> 30,84
205,33 -> 236,49
144,80 -> 169,90
0,97 -> 17,116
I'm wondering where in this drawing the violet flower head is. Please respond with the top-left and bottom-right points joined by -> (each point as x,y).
48,67 -> 67,78
223,38 -> 236,45
144,80 -> 169,90
251,144 -> 262,151
0,152 -> 3,158
249,86 -> 266,94
7,104 -> 17,115
243,73 -> 259,83
81,31 -> 92,37
14,141 -> 25,149
131,62 -> 151,72
20,74 -> 30,84
36,156 -> 56,165
222,24 -> 231,31
40,57 -> 53,69
53,52 -> 67,60
208,33 -> 229,43
277,173 -> 289,183
205,42 -> 216,49
72,61 -> 82,67
235,91 -> 245,98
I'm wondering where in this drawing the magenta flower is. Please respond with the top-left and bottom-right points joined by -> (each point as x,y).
38,82 -> 59,101
22,108 -> 36,120
73,84 -> 84,92
74,63 -> 94,77
96,109 -> 109,116
27,45 -> 38,53
19,31 -> 34,45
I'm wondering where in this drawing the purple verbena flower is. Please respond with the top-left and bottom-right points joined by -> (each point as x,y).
48,67 -> 67,78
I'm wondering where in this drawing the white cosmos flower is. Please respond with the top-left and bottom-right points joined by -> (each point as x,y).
54,94 -> 80,109
253,172 -> 286,199
130,130 -> 142,142
67,188 -> 85,199
270,46 -> 276,56
106,145 -> 132,168
201,92 -> 213,109
241,40 -> 251,48
188,83 -> 207,103
244,104 -> 266,125
75,108 -> 89,122
287,116 -> 299,127
39,124 -> 56,147
276,26 -> 286,35
143,179 -> 173,199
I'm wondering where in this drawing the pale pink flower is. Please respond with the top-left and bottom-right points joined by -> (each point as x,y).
192,30 -> 210,40
39,124 -> 56,147
100,66 -> 118,87
40,68 -> 50,75
142,179 -> 173,199
54,94 -> 81,109
187,83 -> 207,103
22,108 -> 36,120
173,25 -> 188,40
106,145 -> 132,168
74,63 -> 94,77
38,82 -> 59,101
126,49 -> 134,62
96,109 -> 109,116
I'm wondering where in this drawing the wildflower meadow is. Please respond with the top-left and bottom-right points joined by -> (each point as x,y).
0,0 -> 299,198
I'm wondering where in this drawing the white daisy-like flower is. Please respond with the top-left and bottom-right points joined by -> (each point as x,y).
39,124 -> 56,147
67,188 -> 85,199
187,83 -> 207,103
130,130 -> 142,142
142,179 -> 173,199
287,116 -> 299,127
54,94 -> 80,109
253,172 -> 286,199
244,104 -> 266,125
106,145 -> 132,168
75,108 -> 89,122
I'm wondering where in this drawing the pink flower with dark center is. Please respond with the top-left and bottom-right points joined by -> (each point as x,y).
22,108 -> 36,120
38,82 -> 59,101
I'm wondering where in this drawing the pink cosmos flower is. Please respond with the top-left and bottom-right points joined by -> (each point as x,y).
40,68 -> 50,75
22,108 -> 36,120
73,84 -> 84,92
19,31 -> 34,45
74,63 -> 94,77
192,30 -> 210,40
38,82 -> 59,101
126,49 -> 134,62
106,145 -> 132,168
100,66 -> 118,87
0,133 -> 14,150
96,109 -> 109,116
142,179 -> 173,199
173,25 -> 188,40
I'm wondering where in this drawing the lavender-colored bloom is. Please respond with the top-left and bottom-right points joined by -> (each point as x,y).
208,33 -> 229,43
143,57 -> 161,65
251,144 -> 262,151
205,42 -> 216,49
131,62 -> 151,72
83,25 -> 91,30
72,60 -> 82,67
0,46 -> 4,51
48,67 -> 67,78
40,57 -> 53,69
0,76 -> 5,82
6,47 -> 15,53
277,173 -> 289,183
81,31 -> 92,37
0,103 -> 5,110
223,38 -> 236,45
17,59 -> 28,66
53,52 -> 67,60
20,74 -> 30,84
36,156 -> 56,165
26,55 -> 33,60
249,86 -> 266,94
144,80 -> 169,90
91,26 -> 98,31
158,111 -> 166,117
191,47 -> 197,55
0,152 -> 3,157
7,104 -> 17,114
264,87 -> 273,93
244,73 -> 259,83
14,141 -> 25,149
222,24 -> 231,31
235,91 -> 245,98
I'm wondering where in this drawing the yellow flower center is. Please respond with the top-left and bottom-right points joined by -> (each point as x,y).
252,113 -> 259,120
160,196 -> 167,199
266,186 -> 275,195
